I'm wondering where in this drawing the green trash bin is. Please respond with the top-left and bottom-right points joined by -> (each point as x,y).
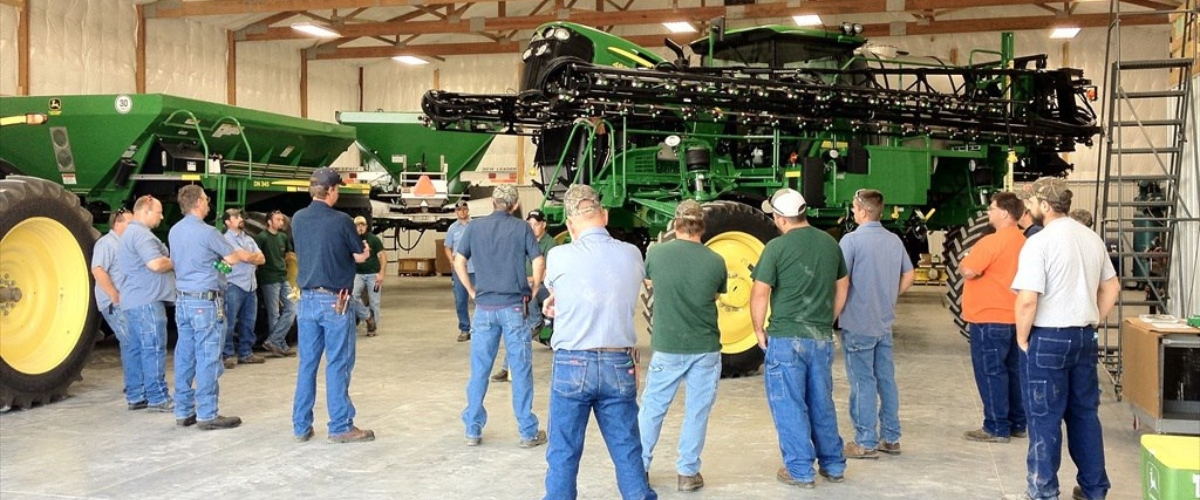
1140,434 -> 1200,500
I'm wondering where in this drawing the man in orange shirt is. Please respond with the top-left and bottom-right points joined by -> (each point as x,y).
959,191 -> 1028,443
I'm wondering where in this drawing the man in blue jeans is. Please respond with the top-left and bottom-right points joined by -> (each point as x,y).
837,189 -> 914,459
291,168 -> 375,444
118,195 -> 175,414
255,210 -> 297,357
170,185 -> 253,430
1012,177 -> 1119,500
543,184 -> 656,500
221,208 -> 266,368
352,215 -> 387,336
445,200 -> 474,341
637,200 -> 726,492
92,208 -> 138,409
453,184 -> 546,448
750,188 -> 848,489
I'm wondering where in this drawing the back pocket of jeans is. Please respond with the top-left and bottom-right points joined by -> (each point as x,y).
552,359 -> 587,397
1034,338 -> 1069,369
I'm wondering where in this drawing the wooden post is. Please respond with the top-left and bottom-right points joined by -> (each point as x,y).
135,4 -> 146,93
226,30 -> 237,105
358,66 -> 365,111
17,0 -> 29,95
300,53 -> 308,118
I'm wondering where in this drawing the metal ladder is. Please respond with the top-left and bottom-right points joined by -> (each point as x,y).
1095,0 -> 1197,397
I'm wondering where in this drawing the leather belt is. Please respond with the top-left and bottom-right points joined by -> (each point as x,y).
586,347 -> 633,353
305,287 -> 339,295
178,290 -> 221,301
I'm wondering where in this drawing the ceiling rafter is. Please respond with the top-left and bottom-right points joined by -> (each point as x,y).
1121,0 -> 1180,10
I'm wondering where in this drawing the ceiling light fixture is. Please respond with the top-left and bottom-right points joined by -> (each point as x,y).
291,22 -> 341,38
662,22 -> 697,33
1050,27 -> 1081,39
393,55 -> 429,65
792,15 -> 823,27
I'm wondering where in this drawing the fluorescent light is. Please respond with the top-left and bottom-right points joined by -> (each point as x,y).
792,15 -> 823,27
662,22 -> 697,33
393,55 -> 429,65
292,22 -> 340,38
1050,27 -> 1081,39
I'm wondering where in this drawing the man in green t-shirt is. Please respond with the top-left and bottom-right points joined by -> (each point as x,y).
636,200 -> 726,492
750,188 -> 850,488
352,216 -> 388,336
255,210 -> 297,357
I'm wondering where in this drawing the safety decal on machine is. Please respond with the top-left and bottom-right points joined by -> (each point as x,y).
62,173 -> 77,185
114,95 -> 133,115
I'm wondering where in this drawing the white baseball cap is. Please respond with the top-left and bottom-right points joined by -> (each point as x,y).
762,189 -> 807,217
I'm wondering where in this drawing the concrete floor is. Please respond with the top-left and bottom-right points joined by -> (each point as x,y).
0,278 -> 1145,499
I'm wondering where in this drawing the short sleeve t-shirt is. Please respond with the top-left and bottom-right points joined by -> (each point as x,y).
751,226 -> 847,339
646,239 -> 727,354
961,226 -> 1025,324
356,232 -> 385,274
1011,217 -> 1117,327
255,230 -> 292,285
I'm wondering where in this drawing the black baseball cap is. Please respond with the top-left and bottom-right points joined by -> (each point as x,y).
526,209 -> 545,222
311,167 -> 345,188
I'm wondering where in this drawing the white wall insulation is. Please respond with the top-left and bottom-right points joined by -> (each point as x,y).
28,0 -> 137,94
235,41 -> 301,116
0,5 -> 18,95
1169,75 -> 1199,318
144,17 -> 226,103
307,60 -> 362,168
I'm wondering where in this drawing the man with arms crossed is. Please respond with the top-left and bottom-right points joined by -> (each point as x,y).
118,195 -> 175,413
637,200 -> 726,492
221,208 -> 266,368
1012,177 -> 1119,500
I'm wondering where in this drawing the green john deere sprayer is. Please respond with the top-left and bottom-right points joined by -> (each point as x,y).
422,21 -> 1103,375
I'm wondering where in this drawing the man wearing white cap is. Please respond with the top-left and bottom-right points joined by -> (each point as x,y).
352,216 -> 387,336
750,188 -> 849,489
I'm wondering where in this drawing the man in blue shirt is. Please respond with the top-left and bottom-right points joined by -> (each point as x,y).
93,208 -> 139,409
291,168 -> 374,444
838,189 -> 915,459
542,184 -> 656,500
118,195 -> 175,413
454,184 -> 546,449
445,200 -> 474,341
169,185 -> 254,430
222,208 -> 266,368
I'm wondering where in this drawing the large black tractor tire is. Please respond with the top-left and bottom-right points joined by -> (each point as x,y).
943,212 -> 993,339
639,201 -> 779,377
0,176 -> 101,411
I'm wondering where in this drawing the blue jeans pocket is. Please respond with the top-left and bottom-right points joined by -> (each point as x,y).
1027,380 -> 1050,417
553,359 -> 587,397
611,361 -> 637,398
982,348 -> 1003,375
1034,338 -> 1069,369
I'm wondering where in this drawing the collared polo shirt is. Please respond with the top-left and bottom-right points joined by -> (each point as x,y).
224,229 -> 260,291
839,221 -> 914,335
1012,217 -> 1116,327
545,227 -> 645,351
92,230 -> 123,311
455,210 -> 541,307
169,214 -> 234,294
292,200 -> 362,290
118,221 -> 175,310
445,220 -> 475,273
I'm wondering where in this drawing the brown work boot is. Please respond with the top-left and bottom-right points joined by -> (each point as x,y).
776,467 -> 814,489
964,428 -> 1010,443
239,353 -> 265,364
456,331 -> 471,342
518,430 -> 547,448
677,473 -> 704,492
366,315 -> 377,333
262,342 -> 288,358
491,369 -> 510,382
223,357 -> 237,369
197,415 -> 242,430
879,441 -> 901,455
329,426 -> 375,444
844,442 -> 879,459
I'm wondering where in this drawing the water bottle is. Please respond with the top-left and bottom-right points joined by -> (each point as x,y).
213,259 -> 233,274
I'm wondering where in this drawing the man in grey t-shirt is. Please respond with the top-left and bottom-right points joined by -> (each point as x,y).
1011,177 -> 1119,500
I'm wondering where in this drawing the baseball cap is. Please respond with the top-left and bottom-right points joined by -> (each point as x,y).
563,184 -> 601,217
1016,185 -> 1035,201
221,208 -> 243,223
762,188 -> 806,217
675,199 -> 704,221
455,200 -> 469,209
353,215 -> 367,226
526,209 -> 546,222
493,184 -> 519,206
1030,177 -> 1071,207
311,167 -> 345,188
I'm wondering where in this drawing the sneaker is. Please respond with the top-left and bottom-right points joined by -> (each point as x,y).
456,331 -> 471,342
879,441 -> 902,455
293,427 -> 315,443
818,469 -> 844,483
223,357 -> 238,369
964,428 -> 1010,443
1012,429 -> 1028,438
127,400 -> 148,411
146,400 -> 174,413
366,316 -> 377,333
518,430 -> 547,448
328,426 -> 375,444
197,415 -> 242,430
844,442 -> 879,459
465,436 -> 482,446
239,354 -> 265,364
776,467 -> 815,489
176,415 -> 197,427
491,369 -> 509,382
262,342 -> 288,358
677,473 -> 704,492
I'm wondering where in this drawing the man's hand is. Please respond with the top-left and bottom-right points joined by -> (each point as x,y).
543,294 -> 556,319
755,329 -> 768,350
376,272 -> 385,286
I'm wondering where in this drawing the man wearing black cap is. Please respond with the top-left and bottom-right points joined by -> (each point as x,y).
289,167 -> 375,444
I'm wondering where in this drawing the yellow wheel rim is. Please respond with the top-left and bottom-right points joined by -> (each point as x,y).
707,231 -> 766,355
0,217 -> 89,374
554,230 -> 572,246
